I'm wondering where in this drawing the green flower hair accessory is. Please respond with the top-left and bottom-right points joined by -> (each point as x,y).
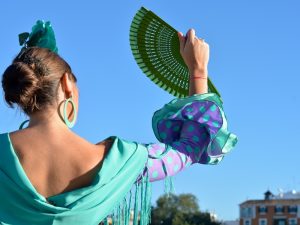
18,20 -> 58,53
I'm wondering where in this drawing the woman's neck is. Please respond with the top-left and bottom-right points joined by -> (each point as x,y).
27,108 -> 67,131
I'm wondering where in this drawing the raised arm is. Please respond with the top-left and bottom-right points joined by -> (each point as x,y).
136,94 -> 237,182
178,28 -> 209,96
135,29 -> 237,183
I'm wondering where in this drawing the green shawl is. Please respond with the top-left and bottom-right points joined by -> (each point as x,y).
0,133 -> 150,225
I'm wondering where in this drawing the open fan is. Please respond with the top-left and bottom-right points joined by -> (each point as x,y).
130,7 -> 221,98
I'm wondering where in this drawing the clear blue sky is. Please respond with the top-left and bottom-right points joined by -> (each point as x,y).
0,0 -> 300,221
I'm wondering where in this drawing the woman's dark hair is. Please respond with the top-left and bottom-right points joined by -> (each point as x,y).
2,47 -> 77,114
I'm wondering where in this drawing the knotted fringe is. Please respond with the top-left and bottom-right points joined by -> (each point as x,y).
164,176 -> 175,196
101,171 -> 152,225
101,172 -> 175,225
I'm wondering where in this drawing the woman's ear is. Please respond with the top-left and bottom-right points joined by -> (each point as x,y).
60,73 -> 73,98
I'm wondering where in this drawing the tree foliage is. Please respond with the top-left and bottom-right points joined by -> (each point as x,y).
151,193 -> 220,225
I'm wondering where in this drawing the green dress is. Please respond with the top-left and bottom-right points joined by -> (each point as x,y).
0,93 -> 237,225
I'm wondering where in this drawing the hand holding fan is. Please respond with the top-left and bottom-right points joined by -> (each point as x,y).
130,7 -> 221,98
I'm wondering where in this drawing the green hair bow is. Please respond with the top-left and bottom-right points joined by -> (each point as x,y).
18,20 -> 58,53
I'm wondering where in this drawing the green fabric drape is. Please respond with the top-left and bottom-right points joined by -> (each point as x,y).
0,134 -> 148,225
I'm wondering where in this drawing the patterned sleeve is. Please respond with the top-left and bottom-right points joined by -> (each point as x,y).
137,93 -> 238,182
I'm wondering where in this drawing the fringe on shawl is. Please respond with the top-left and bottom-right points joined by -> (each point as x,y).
101,171 -> 175,225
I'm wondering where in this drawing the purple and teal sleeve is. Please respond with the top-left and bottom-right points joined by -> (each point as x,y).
138,93 -> 238,182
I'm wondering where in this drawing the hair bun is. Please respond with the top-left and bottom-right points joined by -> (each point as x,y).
2,61 -> 40,111
2,47 -> 76,114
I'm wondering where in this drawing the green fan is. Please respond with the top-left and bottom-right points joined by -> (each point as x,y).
130,7 -> 221,98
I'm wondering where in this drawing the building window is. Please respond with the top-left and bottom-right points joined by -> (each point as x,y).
244,219 -> 251,225
274,219 -> 286,225
258,205 -> 268,214
288,206 -> 298,213
259,218 -> 267,225
288,218 -> 297,225
241,207 -> 253,218
275,205 -> 284,213
247,207 -> 252,217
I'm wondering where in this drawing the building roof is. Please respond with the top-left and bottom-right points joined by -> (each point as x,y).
240,199 -> 300,206
273,190 -> 300,199
240,190 -> 300,206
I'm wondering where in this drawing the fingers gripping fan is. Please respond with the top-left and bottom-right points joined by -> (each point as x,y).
130,7 -> 221,98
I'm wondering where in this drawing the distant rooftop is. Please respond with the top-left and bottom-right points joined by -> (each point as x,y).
272,190 -> 300,199
240,190 -> 300,206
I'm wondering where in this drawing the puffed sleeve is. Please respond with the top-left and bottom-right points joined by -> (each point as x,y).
137,93 -> 238,182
